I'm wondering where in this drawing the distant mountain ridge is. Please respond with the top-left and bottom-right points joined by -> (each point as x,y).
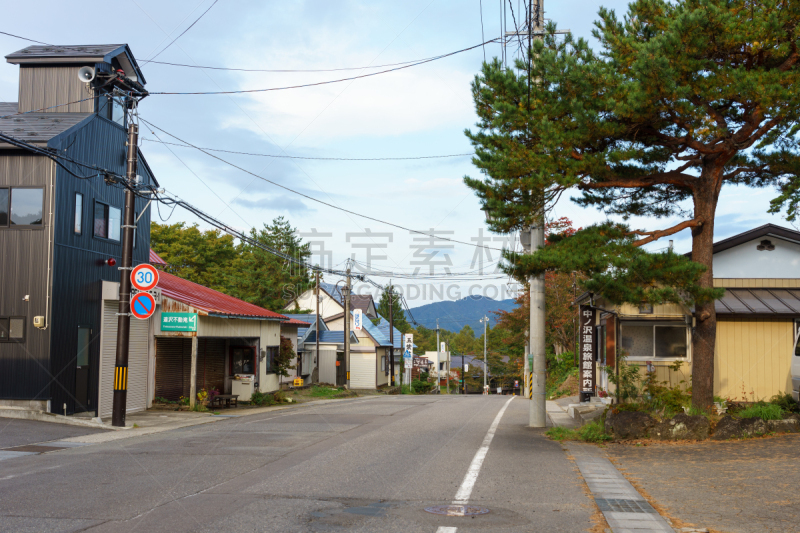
405,295 -> 517,333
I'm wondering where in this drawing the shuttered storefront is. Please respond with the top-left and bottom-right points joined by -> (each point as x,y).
155,337 -> 227,401
350,352 -> 376,389
98,301 -> 150,419
155,338 -> 192,402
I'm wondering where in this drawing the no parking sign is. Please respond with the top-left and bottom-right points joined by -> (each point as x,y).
130,292 -> 156,320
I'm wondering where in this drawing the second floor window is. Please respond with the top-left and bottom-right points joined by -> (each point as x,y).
94,201 -> 121,241
0,187 -> 44,227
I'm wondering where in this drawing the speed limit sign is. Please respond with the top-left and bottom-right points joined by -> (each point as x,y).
131,264 -> 159,291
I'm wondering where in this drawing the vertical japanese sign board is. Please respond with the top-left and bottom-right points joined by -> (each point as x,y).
579,305 -> 596,402
403,334 -> 414,369
353,309 -> 363,331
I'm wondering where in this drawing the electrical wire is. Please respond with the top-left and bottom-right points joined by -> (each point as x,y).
140,137 -> 473,161
0,31 -> 51,45
141,0 -> 219,65
0,95 -> 99,119
149,38 -> 500,95
139,118 -> 505,252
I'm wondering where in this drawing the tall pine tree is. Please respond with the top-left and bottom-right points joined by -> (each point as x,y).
377,283 -> 411,334
464,0 -> 800,408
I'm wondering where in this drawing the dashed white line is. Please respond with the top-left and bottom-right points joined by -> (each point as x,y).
436,527 -> 458,533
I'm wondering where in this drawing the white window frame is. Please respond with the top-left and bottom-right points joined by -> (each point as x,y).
620,321 -> 692,363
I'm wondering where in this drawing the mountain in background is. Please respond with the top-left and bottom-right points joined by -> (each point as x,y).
406,295 -> 517,333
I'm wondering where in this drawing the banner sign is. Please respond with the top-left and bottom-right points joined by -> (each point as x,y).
353,309 -> 363,331
403,334 -> 413,369
579,305 -> 596,399
161,312 -> 198,332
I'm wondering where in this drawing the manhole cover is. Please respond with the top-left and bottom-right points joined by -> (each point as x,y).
424,505 -> 490,517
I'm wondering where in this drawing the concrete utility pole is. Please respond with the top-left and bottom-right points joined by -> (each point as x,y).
111,114 -> 139,428
528,0 -> 548,428
388,281 -> 395,387
436,319 -> 440,392
343,267 -> 351,388
480,316 -> 489,394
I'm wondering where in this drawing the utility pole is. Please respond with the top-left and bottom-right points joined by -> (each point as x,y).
446,340 -> 450,394
502,0 -> 552,427
480,316 -> 488,394
388,281 -> 395,387
343,267 -> 351,389
315,270 -> 320,383
111,112 -> 139,428
436,319 -> 440,392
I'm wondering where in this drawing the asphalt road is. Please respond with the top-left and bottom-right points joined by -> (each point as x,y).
0,396 -> 596,533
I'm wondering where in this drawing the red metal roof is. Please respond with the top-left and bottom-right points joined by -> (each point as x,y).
158,270 -> 288,320
149,249 -> 167,265
283,318 -> 311,326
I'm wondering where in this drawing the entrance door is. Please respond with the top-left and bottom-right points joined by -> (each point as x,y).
336,351 -> 346,386
74,326 -> 92,413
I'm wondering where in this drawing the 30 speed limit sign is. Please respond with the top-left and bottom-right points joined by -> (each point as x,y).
131,264 -> 159,291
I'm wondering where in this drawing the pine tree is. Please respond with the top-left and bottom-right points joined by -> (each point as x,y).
464,0 -> 800,408
377,283 -> 411,334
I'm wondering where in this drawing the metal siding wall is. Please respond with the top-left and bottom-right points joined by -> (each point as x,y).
714,318 -> 794,400
0,153 -> 53,400
98,301 -> 148,418
351,353 -> 375,389
48,115 -> 154,414
714,279 -> 800,288
18,65 -> 95,113
197,339 -> 226,394
318,349 -> 337,384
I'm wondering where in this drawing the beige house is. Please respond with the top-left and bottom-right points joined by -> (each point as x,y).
582,224 -> 800,401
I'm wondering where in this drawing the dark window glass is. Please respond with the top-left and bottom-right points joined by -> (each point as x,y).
655,326 -> 687,358
0,318 -> 8,341
266,346 -> 279,373
112,97 -> 125,126
74,193 -> 83,234
9,318 -> 24,340
231,347 -> 255,375
10,188 -> 43,225
0,188 -> 8,226
76,326 -> 91,366
94,202 -> 108,238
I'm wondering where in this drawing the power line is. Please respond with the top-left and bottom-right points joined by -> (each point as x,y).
140,137 -> 473,161
149,38 -> 500,95
0,31 -> 51,45
139,118 -> 506,252
141,0 -> 220,65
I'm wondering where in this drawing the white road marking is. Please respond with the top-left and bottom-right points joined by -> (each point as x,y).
436,527 -> 458,533
452,396 -> 514,504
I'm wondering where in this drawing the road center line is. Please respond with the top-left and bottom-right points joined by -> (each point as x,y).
436,527 -> 458,533
452,396 -> 514,505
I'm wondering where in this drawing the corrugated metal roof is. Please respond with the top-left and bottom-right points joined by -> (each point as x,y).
319,282 -> 344,305
375,316 -> 405,349
149,249 -> 166,265
715,288 -> 800,315
0,102 -> 92,144
158,271 -> 288,320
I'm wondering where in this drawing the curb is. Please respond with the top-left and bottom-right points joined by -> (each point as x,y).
0,407 -> 125,431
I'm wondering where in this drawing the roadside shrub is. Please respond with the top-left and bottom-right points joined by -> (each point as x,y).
577,420 -> 612,443
250,391 -> 275,407
411,379 -> 433,393
769,393 -> 800,414
272,390 -> 287,403
737,402 -> 784,421
545,427 -> 576,441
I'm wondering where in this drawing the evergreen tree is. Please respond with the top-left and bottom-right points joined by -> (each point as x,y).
377,283 -> 411,334
464,0 -> 800,408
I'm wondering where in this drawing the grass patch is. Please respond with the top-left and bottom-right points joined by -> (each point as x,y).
545,420 -> 612,443
308,386 -> 346,399
737,402 -> 784,420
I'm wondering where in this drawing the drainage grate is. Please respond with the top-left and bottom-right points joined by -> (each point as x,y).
594,498 -> 657,514
424,505 -> 490,517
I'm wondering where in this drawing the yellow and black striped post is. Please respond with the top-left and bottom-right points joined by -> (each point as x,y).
114,366 -> 128,392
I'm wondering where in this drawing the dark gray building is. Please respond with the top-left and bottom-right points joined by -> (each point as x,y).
0,44 -> 158,415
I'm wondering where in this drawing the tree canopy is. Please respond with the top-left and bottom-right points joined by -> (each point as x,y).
376,283 -> 411,334
464,0 -> 800,407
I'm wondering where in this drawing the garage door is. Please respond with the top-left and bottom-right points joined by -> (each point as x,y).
155,338 -> 227,401
98,301 -> 150,419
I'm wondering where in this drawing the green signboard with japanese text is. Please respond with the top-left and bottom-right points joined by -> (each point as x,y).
161,312 -> 198,332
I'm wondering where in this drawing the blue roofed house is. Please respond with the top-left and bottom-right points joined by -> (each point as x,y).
285,283 -> 398,389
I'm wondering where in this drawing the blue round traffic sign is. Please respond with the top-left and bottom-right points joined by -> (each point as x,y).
131,292 -> 156,320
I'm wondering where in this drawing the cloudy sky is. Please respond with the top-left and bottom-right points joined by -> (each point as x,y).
0,1 -> 792,308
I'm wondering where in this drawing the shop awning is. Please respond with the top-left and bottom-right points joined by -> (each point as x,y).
716,288 -> 800,315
